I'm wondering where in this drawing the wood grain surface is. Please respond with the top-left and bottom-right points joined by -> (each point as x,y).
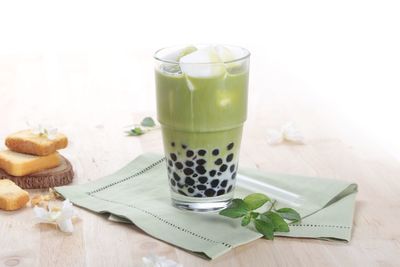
0,54 -> 399,267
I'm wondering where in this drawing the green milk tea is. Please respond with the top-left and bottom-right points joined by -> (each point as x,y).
155,45 -> 250,211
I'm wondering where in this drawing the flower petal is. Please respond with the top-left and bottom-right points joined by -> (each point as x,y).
282,122 -> 305,144
266,129 -> 284,145
57,219 -> 74,233
56,199 -> 74,222
34,206 -> 53,222
46,128 -> 58,140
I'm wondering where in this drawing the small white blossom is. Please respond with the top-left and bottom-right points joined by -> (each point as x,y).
266,122 -> 305,145
29,123 -> 58,140
34,199 -> 76,233
142,254 -> 183,267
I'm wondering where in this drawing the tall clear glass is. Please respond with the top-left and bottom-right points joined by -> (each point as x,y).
154,45 -> 250,212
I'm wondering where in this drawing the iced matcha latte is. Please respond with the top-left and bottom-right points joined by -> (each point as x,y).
154,45 -> 250,211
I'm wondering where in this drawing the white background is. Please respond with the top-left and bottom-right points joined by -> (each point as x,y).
0,0 -> 399,159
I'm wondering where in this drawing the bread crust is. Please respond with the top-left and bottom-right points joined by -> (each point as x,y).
0,179 -> 30,211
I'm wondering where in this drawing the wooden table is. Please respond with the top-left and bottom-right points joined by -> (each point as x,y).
0,54 -> 399,267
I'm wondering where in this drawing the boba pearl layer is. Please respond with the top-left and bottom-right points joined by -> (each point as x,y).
166,142 -> 238,197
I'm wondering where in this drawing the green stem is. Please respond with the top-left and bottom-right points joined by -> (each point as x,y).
268,200 -> 277,211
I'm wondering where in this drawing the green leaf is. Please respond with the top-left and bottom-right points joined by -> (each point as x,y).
243,193 -> 270,210
219,199 -> 249,218
250,211 -> 259,219
262,211 -> 289,232
141,117 -> 156,127
126,127 -> 144,136
241,215 -> 251,226
254,218 -> 274,240
275,208 -> 301,222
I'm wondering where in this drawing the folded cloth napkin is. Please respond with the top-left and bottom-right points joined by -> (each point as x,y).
55,153 -> 357,259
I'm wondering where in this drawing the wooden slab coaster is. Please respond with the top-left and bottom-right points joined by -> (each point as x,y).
0,156 -> 74,189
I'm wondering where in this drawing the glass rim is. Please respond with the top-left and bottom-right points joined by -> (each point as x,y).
153,44 -> 251,65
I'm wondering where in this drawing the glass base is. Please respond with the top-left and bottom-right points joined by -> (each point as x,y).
171,191 -> 233,212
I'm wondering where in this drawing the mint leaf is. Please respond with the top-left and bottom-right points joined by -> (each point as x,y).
250,211 -> 259,219
126,127 -> 144,136
275,208 -> 301,222
219,199 -> 249,218
262,211 -> 289,232
243,193 -> 270,210
254,218 -> 274,240
241,215 -> 251,226
141,117 -> 156,127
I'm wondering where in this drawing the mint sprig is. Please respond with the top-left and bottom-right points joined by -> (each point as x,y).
219,193 -> 301,240
126,117 -> 158,136
126,127 -> 144,136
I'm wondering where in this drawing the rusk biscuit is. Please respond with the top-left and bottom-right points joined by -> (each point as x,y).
0,150 -> 61,177
6,129 -> 68,156
0,179 -> 29,211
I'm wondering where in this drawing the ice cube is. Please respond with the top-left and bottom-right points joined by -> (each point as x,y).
179,46 -> 226,78
214,45 -> 247,73
160,63 -> 182,75
163,45 -> 197,63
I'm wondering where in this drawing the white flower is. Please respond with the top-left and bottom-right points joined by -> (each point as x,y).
34,199 -> 76,233
142,254 -> 183,267
266,122 -> 305,145
30,123 -> 58,140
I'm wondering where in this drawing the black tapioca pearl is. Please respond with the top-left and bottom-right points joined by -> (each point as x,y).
197,184 -> 207,191
168,160 -> 173,167
219,164 -> 228,172
220,180 -> 228,188
167,167 -> 171,173
188,187 -> 194,193
170,153 -> 177,161
185,160 -> 194,167
230,164 -> 235,173
205,189 -> 216,197
173,172 -> 181,181
227,185 -> 233,192
193,173 -> 198,178
171,142 -> 175,147
210,179 -> 219,188
170,179 -> 176,186
182,144 -> 187,149
185,177 -> 195,186
226,153 -> 234,163
212,149 -> 219,156
218,172 -> 222,176
193,156 -> 197,160
217,189 -> 225,196
195,165 -> 207,175
198,149 -> 206,156
227,142 -> 234,150
232,172 -> 237,179
183,168 -> 194,175
178,190 -> 187,196
196,159 -> 206,165
209,170 -> 216,177
214,158 -> 223,165
198,176 -> 208,184
175,162 -> 183,170
177,183 -> 184,189
186,150 -> 194,157
194,194 -> 202,198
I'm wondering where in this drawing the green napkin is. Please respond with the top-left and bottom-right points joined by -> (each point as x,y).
55,153 -> 357,259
